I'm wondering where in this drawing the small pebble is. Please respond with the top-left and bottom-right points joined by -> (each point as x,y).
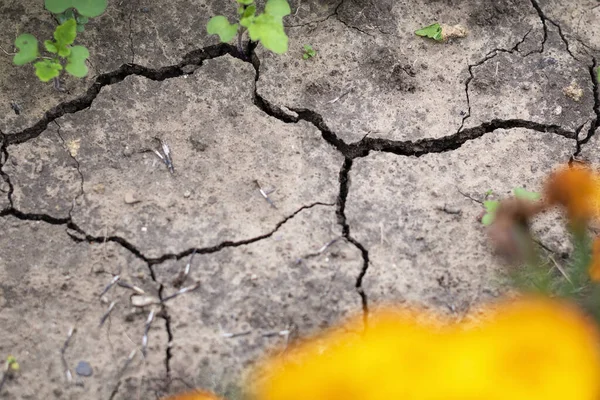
553,105 -> 562,116
183,190 -> 191,198
124,192 -> 140,204
521,83 -> 530,91
75,361 -> 93,377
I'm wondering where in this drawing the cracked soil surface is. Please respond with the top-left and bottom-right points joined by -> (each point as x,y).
1,0 -> 600,398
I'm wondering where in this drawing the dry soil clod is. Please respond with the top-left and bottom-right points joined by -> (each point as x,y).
563,81 -> 584,102
441,24 -> 469,41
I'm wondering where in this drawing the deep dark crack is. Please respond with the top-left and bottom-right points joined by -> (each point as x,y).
5,43 -> 240,146
337,158 -> 369,325
530,0 -> 579,60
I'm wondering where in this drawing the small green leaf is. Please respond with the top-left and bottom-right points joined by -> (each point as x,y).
45,0 -> 107,17
76,24 -> 85,32
303,44 -> 316,59
513,187 -> 541,201
34,59 -> 63,82
66,45 -> 89,77
206,16 -> 239,43
240,5 -> 256,28
56,12 -> 68,23
265,0 -> 291,18
248,13 -> 288,54
596,67 -> 600,83
74,0 -> 107,17
482,213 -> 495,226
44,39 -> 58,53
77,15 -> 89,24
236,0 -> 254,5
64,8 -> 75,19
483,200 -> 499,213
484,189 -> 494,197
54,18 -> 77,46
45,0 -> 72,13
415,22 -> 443,42
13,34 -> 39,65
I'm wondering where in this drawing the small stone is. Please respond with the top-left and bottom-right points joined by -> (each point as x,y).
183,190 -> 191,198
124,192 -> 141,204
141,226 -> 147,232
75,361 -> 93,377
35,163 -> 43,174
10,157 -> 17,166
520,83 -> 530,91
123,147 -> 134,157
553,106 -> 563,116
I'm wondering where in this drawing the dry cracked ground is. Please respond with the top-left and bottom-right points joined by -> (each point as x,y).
0,0 -> 599,398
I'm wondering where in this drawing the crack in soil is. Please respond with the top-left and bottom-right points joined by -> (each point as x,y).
576,57 -> 600,154
4,43 -> 240,146
336,158 -> 370,326
54,120 -> 85,217
458,28 -> 533,132
530,0 -> 579,60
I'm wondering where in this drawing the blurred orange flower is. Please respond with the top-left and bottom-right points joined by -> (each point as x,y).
544,164 -> 600,222
160,390 -> 222,400
589,238 -> 600,283
253,297 -> 600,400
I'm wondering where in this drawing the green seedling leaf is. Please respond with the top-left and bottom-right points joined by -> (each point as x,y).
481,213 -> 495,226
265,0 -> 291,18
237,0 -> 254,4
64,8 -> 75,20
77,15 -> 89,24
6,356 -> 19,372
57,12 -> 68,23
303,44 -> 316,59
13,34 -> 39,65
76,24 -> 85,32
46,0 -> 107,17
45,0 -> 71,13
415,22 -> 443,41
44,39 -> 58,53
54,18 -> 77,46
45,18 -> 77,57
596,67 -> 600,83
240,5 -> 256,28
484,189 -> 494,197
65,45 -> 89,77
248,13 -> 288,54
207,16 -> 239,43
34,59 -> 63,82
513,187 -> 541,201
482,200 -> 500,226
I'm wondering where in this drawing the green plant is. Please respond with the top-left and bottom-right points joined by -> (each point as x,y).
13,19 -> 90,83
207,0 -> 291,55
415,22 -> 443,41
302,44 -> 316,60
45,0 -> 107,32
481,187 -> 540,226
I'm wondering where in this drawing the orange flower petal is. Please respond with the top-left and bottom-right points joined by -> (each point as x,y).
589,237 -> 600,282
544,164 -> 600,222
253,297 -> 600,400
160,390 -> 223,400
